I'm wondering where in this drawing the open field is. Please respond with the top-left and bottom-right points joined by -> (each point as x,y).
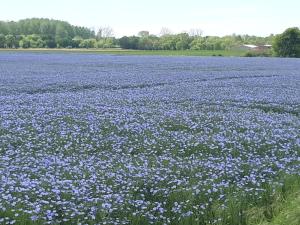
0,53 -> 299,224
0,48 -> 248,57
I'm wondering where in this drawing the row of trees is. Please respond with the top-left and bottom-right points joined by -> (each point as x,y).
0,18 -> 274,50
0,18 -> 95,48
0,18 -> 299,57
0,34 -> 118,49
0,18 -> 94,38
0,33 -> 274,51
0,33 -> 274,50
119,32 -> 274,50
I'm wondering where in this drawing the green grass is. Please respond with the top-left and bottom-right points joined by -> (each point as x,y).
260,191 -> 300,225
248,175 -> 300,225
0,48 -> 247,57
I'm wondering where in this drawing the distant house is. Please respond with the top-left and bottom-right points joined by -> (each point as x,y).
263,44 -> 272,48
239,44 -> 272,51
243,44 -> 258,49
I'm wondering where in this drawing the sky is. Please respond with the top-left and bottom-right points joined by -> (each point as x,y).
1,0 -> 299,37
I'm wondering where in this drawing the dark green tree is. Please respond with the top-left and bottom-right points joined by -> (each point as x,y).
5,35 -> 16,48
119,36 -> 139,49
0,21 -> 9,35
55,23 -> 73,47
273,27 -> 300,57
0,34 -> 5,48
41,35 -> 56,48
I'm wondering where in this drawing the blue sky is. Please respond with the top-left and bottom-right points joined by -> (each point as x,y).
1,0 -> 299,37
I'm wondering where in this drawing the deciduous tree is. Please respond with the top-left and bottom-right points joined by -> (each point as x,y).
273,27 -> 300,57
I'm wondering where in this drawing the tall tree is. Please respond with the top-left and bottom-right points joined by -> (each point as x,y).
5,35 -> 16,48
273,27 -> 300,57
0,34 -> 5,48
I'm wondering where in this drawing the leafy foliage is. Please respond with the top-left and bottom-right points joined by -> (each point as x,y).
273,27 -> 300,57
0,18 -> 276,51
0,18 -> 95,48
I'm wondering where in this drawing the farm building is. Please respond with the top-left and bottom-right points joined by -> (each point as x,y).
241,44 -> 272,51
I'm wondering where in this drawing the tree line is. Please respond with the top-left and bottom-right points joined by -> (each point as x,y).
0,18 -> 96,48
0,18 -> 299,57
119,32 -> 274,50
